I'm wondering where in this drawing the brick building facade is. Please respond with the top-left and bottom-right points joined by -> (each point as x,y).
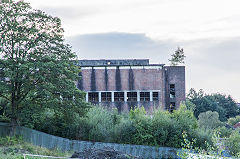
77,59 -> 185,112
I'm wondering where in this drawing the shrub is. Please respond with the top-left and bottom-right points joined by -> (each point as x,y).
215,126 -> 232,138
198,111 -> 224,130
152,111 -> 173,146
225,131 -> 240,156
85,107 -> 120,142
227,115 -> 240,126
114,118 -> 137,144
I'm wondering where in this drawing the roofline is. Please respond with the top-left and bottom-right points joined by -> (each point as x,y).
77,64 -> 165,67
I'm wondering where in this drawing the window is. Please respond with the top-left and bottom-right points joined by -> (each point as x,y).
114,92 -> 124,101
127,92 -> 137,101
101,92 -> 111,102
88,92 -> 99,102
170,102 -> 176,112
140,92 -> 150,101
153,92 -> 159,101
170,84 -> 175,98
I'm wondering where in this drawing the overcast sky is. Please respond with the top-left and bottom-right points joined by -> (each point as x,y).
25,0 -> 240,102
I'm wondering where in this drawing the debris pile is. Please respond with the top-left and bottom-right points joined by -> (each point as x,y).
70,147 -> 143,159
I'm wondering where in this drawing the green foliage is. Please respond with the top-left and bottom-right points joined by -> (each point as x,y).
185,99 -> 196,111
225,131 -> 240,157
215,126 -> 232,138
0,136 -> 23,146
187,88 -> 239,121
178,131 -> 224,159
0,0 -> 88,130
128,107 -> 154,145
0,136 -> 71,159
73,104 -> 207,149
114,118 -> 137,144
198,111 -> 224,130
84,107 -> 119,142
227,115 -> 240,126
168,47 -> 185,66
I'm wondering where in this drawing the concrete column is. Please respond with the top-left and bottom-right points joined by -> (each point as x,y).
150,91 -> 153,102
137,91 -> 140,102
99,92 -> 101,102
86,92 -> 88,102
111,91 -> 114,102
124,91 -> 127,102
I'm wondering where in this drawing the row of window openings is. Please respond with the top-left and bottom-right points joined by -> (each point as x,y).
88,92 -> 159,102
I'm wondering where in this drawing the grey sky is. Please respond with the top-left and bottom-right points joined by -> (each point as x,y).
24,0 -> 240,102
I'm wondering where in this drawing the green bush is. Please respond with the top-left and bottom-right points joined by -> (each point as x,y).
198,111 -> 224,130
191,129 -> 213,150
0,136 -> 23,146
227,115 -> 240,126
114,118 -> 137,144
85,107 -> 120,142
128,107 -> 154,145
215,126 -> 232,138
225,131 -> 240,156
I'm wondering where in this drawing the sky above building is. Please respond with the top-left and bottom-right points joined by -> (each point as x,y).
25,0 -> 240,102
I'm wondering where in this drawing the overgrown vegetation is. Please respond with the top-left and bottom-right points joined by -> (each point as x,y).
30,104 -> 211,149
0,136 -> 71,159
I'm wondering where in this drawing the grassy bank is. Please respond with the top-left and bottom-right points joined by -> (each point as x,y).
0,136 -> 72,159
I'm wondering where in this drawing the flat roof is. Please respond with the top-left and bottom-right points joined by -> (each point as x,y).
76,59 -> 164,67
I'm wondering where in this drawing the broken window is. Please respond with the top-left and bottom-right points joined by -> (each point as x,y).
170,102 -> 176,112
153,92 -> 159,101
170,84 -> 175,98
114,92 -> 124,101
140,92 -> 150,101
127,92 -> 137,101
88,92 -> 99,102
101,92 -> 112,102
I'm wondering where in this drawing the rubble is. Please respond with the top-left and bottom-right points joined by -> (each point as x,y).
70,147 -> 143,159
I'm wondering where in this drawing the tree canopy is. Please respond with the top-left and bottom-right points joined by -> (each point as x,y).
168,47 -> 185,66
0,0 -> 88,131
187,88 -> 239,121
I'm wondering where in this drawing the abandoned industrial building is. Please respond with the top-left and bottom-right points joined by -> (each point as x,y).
76,59 -> 185,112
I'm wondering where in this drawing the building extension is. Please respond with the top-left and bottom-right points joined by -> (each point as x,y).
77,59 -> 185,112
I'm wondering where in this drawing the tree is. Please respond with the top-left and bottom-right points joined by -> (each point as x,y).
187,88 -> 239,121
168,47 -> 186,66
198,111 -> 223,130
0,0 -> 87,134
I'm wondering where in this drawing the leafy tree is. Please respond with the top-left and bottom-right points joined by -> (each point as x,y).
198,111 -> 223,130
0,0 -> 87,134
187,88 -> 239,121
168,47 -> 186,66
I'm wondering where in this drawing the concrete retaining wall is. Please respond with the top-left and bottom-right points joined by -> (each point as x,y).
0,122 -> 180,159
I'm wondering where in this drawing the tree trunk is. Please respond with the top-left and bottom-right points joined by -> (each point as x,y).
10,118 -> 17,136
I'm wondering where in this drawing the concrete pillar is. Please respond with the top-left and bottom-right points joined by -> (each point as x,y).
150,91 -> 153,102
137,91 -> 140,102
86,92 -> 88,102
111,91 -> 114,102
99,92 -> 101,102
124,91 -> 127,102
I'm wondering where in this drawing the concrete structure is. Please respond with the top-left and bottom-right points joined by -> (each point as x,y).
76,59 -> 185,112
